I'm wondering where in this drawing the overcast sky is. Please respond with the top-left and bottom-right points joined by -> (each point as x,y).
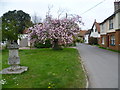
0,0 -> 115,30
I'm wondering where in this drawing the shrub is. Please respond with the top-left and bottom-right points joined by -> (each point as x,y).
76,38 -> 84,43
76,38 -> 81,43
88,37 -> 98,45
34,39 -> 52,48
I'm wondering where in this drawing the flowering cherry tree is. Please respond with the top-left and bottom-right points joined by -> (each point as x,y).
28,15 -> 82,50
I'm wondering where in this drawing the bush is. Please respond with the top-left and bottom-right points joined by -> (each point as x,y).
76,38 -> 80,43
88,37 -> 98,45
34,39 -> 52,48
76,38 -> 84,43
67,43 -> 76,47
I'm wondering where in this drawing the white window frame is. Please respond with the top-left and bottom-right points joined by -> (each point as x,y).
109,19 -> 114,30
110,35 -> 115,46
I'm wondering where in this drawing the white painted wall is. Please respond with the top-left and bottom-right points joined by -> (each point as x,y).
90,25 -> 100,38
84,34 -> 89,43
1,41 -> 6,46
90,32 -> 100,38
100,12 -> 120,35
28,35 -> 30,46
118,12 -> 120,29
100,23 -> 107,35
18,34 -> 30,47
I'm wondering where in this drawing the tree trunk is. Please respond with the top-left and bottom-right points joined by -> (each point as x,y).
52,39 -> 62,50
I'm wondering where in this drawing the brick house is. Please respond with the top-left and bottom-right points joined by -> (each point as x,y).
100,0 -> 120,51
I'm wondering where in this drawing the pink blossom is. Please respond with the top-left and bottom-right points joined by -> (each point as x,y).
28,15 -> 82,46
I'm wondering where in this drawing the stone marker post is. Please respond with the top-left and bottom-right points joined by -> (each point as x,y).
8,43 -> 20,71
0,43 -> 28,74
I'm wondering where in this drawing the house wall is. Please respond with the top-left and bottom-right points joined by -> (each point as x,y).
107,12 -> 120,33
107,32 -> 116,50
115,29 -> 120,51
100,30 -> 120,51
90,32 -> 100,38
90,25 -> 100,38
84,34 -> 89,43
118,12 -> 120,29
19,38 -> 28,47
100,23 -> 107,34
100,12 -> 119,35
18,34 -> 30,47
107,30 -> 120,51
100,35 -> 108,48
100,11 -> 120,51
98,38 -> 101,45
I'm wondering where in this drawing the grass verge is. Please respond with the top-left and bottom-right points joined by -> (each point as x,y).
1,48 -> 86,88
99,46 -> 120,53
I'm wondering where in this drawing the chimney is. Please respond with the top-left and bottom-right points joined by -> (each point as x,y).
114,0 -> 120,12
94,19 -> 96,22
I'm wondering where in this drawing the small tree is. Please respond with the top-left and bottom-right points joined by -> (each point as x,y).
28,15 -> 82,50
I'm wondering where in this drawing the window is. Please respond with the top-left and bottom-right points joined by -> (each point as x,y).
102,37 -> 105,45
109,19 -> 114,29
110,35 -> 115,46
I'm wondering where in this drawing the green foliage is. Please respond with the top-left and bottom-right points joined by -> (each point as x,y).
88,37 -> 98,45
0,30 -> 2,42
34,39 -> 52,48
76,38 -> 81,43
99,46 -> 120,53
2,48 -> 86,88
2,10 -> 33,42
0,17 -> 2,42
68,43 -> 76,47
76,38 -> 84,43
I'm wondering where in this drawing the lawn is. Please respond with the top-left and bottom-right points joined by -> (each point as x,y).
1,48 -> 86,88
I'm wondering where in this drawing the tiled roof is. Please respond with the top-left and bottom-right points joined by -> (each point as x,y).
79,30 -> 88,36
85,30 -> 91,35
95,22 -> 100,33
91,21 -> 100,33
22,28 -> 29,34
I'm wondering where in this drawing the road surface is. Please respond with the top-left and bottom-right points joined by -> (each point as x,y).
76,43 -> 118,88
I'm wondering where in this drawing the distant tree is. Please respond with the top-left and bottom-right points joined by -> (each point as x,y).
2,10 -> 33,43
32,13 -> 42,24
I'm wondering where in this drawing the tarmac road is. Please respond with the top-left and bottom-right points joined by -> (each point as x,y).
76,43 -> 118,88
